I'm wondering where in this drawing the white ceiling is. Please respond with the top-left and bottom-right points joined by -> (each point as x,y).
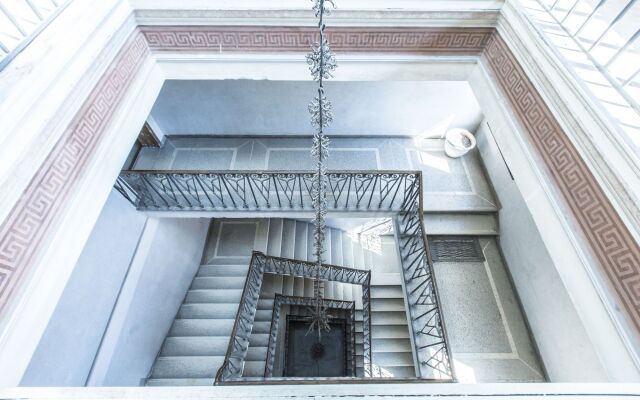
149,80 -> 483,136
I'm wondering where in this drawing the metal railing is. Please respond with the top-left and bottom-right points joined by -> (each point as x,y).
264,295 -> 357,378
214,251 -> 372,384
115,168 -> 454,381
0,0 -> 71,70
394,204 -> 455,380
115,170 -> 418,213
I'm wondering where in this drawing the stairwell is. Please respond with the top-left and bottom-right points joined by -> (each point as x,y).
147,218 -> 415,386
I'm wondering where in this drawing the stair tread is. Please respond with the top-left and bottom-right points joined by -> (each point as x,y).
160,336 -> 229,357
169,319 -> 235,337
147,378 -> 214,386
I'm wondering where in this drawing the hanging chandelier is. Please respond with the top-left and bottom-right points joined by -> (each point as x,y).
307,0 -> 336,340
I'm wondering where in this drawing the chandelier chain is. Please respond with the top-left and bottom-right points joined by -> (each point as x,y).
307,0 -> 336,340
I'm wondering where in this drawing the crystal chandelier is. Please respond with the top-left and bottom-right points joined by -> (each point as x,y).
307,0 -> 336,340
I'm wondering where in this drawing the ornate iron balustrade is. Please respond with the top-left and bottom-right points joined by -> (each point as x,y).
215,251 -> 372,384
394,201 -> 454,380
264,295 -> 357,378
115,170 -> 419,213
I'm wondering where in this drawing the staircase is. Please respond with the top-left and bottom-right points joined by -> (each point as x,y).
147,218 -> 415,386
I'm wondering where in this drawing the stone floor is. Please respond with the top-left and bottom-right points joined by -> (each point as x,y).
433,237 -> 545,383
134,136 -> 497,213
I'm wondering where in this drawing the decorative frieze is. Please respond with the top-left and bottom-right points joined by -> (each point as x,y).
483,32 -> 640,333
0,30 -> 149,313
141,26 -> 493,55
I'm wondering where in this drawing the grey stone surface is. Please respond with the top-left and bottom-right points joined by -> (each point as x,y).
433,237 -> 545,383
214,222 -> 257,257
172,149 -> 235,170
434,261 -> 511,353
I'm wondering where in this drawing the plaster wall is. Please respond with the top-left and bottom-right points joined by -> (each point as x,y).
86,217 -> 209,386
149,80 -> 483,136
20,190 -> 147,387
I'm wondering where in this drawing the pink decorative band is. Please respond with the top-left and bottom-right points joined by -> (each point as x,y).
483,32 -> 640,333
0,29 -> 150,312
141,26 -> 493,55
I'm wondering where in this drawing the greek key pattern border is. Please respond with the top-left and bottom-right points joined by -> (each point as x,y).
483,32 -> 640,333
141,26 -> 493,54
0,29 -> 149,313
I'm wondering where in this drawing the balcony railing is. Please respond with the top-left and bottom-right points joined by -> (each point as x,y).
116,169 -> 454,381
0,0 -> 71,70
214,251 -> 372,383
116,170 -> 419,213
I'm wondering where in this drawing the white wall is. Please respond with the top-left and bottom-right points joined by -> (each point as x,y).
149,80 -> 483,136
86,217 -> 209,386
20,190 -> 147,386
474,120 -> 609,381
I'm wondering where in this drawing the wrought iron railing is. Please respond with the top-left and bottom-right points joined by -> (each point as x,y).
264,294 -> 357,378
214,251 -> 372,384
116,168 -> 454,381
394,204 -> 454,380
115,170 -> 418,212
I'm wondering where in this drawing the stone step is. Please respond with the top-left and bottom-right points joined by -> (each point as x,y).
191,276 -> 246,290
371,311 -> 408,325
372,338 -> 412,353
249,333 -> 270,347
370,285 -> 404,299
373,366 -> 416,378
252,321 -> 272,334
147,378 -> 214,386
257,298 -> 274,310
160,336 -> 229,357
185,289 -> 243,304
371,325 -> 411,339
254,309 -> 274,321
246,346 -> 267,361
151,356 -> 225,379
243,360 -> 266,377
197,265 -> 249,277
372,351 -> 414,367
371,273 -> 402,286
371,297 -> 406,312
423,212 -> 498,236
169,319 -> 235,337
178,303 -> 238,319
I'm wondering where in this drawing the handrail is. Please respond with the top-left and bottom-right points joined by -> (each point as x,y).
394,170 -> 455,379
115,170 -> 420,212
214,251 -> 372,384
